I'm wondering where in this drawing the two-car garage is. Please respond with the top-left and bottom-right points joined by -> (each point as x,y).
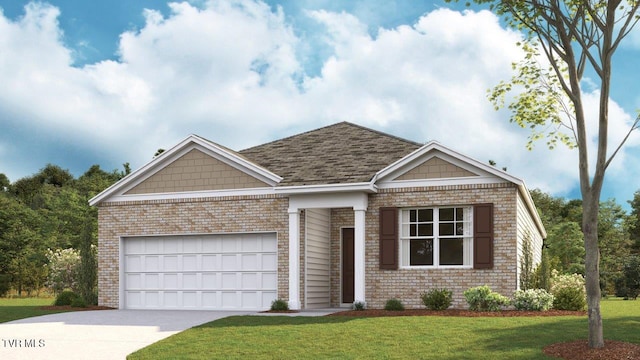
122,233 -> 277,310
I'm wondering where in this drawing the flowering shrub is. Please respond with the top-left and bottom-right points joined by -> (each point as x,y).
512,289 -> 554,311
550,270 -> 586,311
464,285 -> 510,311
46,248 -> 81,294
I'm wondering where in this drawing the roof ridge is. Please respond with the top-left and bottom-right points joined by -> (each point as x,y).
240,121 -> 421,152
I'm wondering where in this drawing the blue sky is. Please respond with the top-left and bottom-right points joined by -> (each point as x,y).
0,0 -> 639,206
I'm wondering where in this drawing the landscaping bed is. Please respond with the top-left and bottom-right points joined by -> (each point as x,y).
39,305 -> 114,311
328,308 -> 586,317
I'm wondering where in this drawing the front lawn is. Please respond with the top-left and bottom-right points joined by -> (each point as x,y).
128,298 -> 640,360
0,297 -> 70,323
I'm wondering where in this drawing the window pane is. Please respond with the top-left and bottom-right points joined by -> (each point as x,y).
456,208 -> 464,221
418,209 -> 433,222
410,210 -> 417,222
440,238 -> 463,265
410,240 -> 433,265
418,224 -> 433,236
439,223 -> 454,236
410,224 -> 417,237
440,208 -> 454,221
456,224 -> 465,236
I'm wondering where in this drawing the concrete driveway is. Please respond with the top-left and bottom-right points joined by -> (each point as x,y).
0,309 -> 254,360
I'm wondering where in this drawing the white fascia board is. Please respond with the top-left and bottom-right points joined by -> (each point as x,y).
518,181 -> 548,239
99,187 -> 277,204
376,176 -> 509,189
374,140 -> 525,187
275,182 -> 377,195
289,192 -> 369,211
89,134 -> 282,206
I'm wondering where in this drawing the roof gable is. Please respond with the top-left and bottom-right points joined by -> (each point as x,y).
125,148 -> 271,195
89,135 -> 281,205
375,141 -> 524,186
240,122 -> 421,186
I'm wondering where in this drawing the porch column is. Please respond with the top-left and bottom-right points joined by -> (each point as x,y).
354,208 -> 366,305
288,209 -> 301,310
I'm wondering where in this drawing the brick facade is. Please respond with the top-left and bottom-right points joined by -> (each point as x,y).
98,183 -> 523,310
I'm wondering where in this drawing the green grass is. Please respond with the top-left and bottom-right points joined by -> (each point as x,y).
0,297 -> 71,323
129,298 -> 640,360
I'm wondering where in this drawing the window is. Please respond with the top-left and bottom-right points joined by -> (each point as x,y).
400,207 -> 472,267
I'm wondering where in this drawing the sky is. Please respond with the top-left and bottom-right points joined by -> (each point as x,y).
0,0 -> 639,206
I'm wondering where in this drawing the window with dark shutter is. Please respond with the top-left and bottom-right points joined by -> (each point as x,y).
379,207 -> 398,270
473,203 -> 494,269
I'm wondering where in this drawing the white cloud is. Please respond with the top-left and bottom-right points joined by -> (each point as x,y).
0,0 -> 638,203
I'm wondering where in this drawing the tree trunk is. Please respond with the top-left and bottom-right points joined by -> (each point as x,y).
583,193 -> 604,348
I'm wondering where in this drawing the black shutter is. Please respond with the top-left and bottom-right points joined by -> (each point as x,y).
473,203 -> 494,269
379,207 -> 398,270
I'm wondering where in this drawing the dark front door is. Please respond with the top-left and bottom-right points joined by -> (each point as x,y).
342,228 -> 355,303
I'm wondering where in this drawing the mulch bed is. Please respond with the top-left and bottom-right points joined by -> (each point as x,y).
327,309 -> 586,317
543,340 -> 640,360
40,305 -> 115,311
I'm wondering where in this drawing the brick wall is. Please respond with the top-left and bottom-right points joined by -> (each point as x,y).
97,194 -> 289,308
329,183 -> 519,309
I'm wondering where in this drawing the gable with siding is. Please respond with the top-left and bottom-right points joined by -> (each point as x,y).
394,156 -> 478,180
125,149 -> 270,195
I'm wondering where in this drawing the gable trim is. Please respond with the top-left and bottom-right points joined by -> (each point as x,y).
89,135 -> 282,206
100,187 -> 278,204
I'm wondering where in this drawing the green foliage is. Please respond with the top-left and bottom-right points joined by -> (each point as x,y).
532,248 -> 551,291
512,289 -> 554,311
77,217 -> 98,305
464,286 -> 510,311
615,255 -> 640,300
384,298 -> 405,311
421,288 -> 453,310
352,301 -> 366,311
54,290 -> 80,306
46,248 -> 81,294
70,296 -> 87,308
270,299 -> 289,311
550,271 -> 586,310
519,232 -> 535,290
0,274 -> 10,297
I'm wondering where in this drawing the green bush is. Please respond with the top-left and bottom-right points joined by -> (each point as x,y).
553,287 -> 586,310
615,255 -> 640,300
512,289 -> 554,311
70,296 -> 87,308
353,301 -> 366,311
270,299 -> 289,311
54,290 -> 80,306
421,288 -> 453,310
464,285 -> 510,311
384,298 -> 405,311
550,271 -> 586,310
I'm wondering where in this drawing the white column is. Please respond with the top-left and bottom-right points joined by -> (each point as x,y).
354,209 -> 366,305
288,209 -> 301,310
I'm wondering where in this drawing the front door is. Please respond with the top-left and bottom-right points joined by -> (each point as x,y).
342,228 -> 355,304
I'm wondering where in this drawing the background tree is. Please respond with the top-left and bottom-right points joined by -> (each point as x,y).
628,190 -> 640,253
454,0 -> 640,348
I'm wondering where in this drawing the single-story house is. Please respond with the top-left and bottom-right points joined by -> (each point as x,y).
90,122 -> 546,310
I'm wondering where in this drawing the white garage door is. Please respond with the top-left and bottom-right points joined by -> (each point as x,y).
123,233 -> 277,310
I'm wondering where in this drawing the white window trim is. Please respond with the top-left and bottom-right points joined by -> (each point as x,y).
399,206 -> 474,269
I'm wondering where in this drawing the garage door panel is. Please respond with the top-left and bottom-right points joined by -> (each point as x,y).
124,233 -> 277,310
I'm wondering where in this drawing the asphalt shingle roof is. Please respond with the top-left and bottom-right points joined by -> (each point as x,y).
239,122 -> 422,186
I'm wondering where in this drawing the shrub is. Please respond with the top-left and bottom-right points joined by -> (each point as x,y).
550,271 -> 586,310
46,248 -> 81,294
54,290 -> 80,306
512,289 -> 554,311
464,285 -> 510,311
70,296 -> 87,308
353,301 -> 366,311
270,299 -> 289,311
421,288 -> 453,310
553,287 -> 587,310
384,298 -> 405,311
